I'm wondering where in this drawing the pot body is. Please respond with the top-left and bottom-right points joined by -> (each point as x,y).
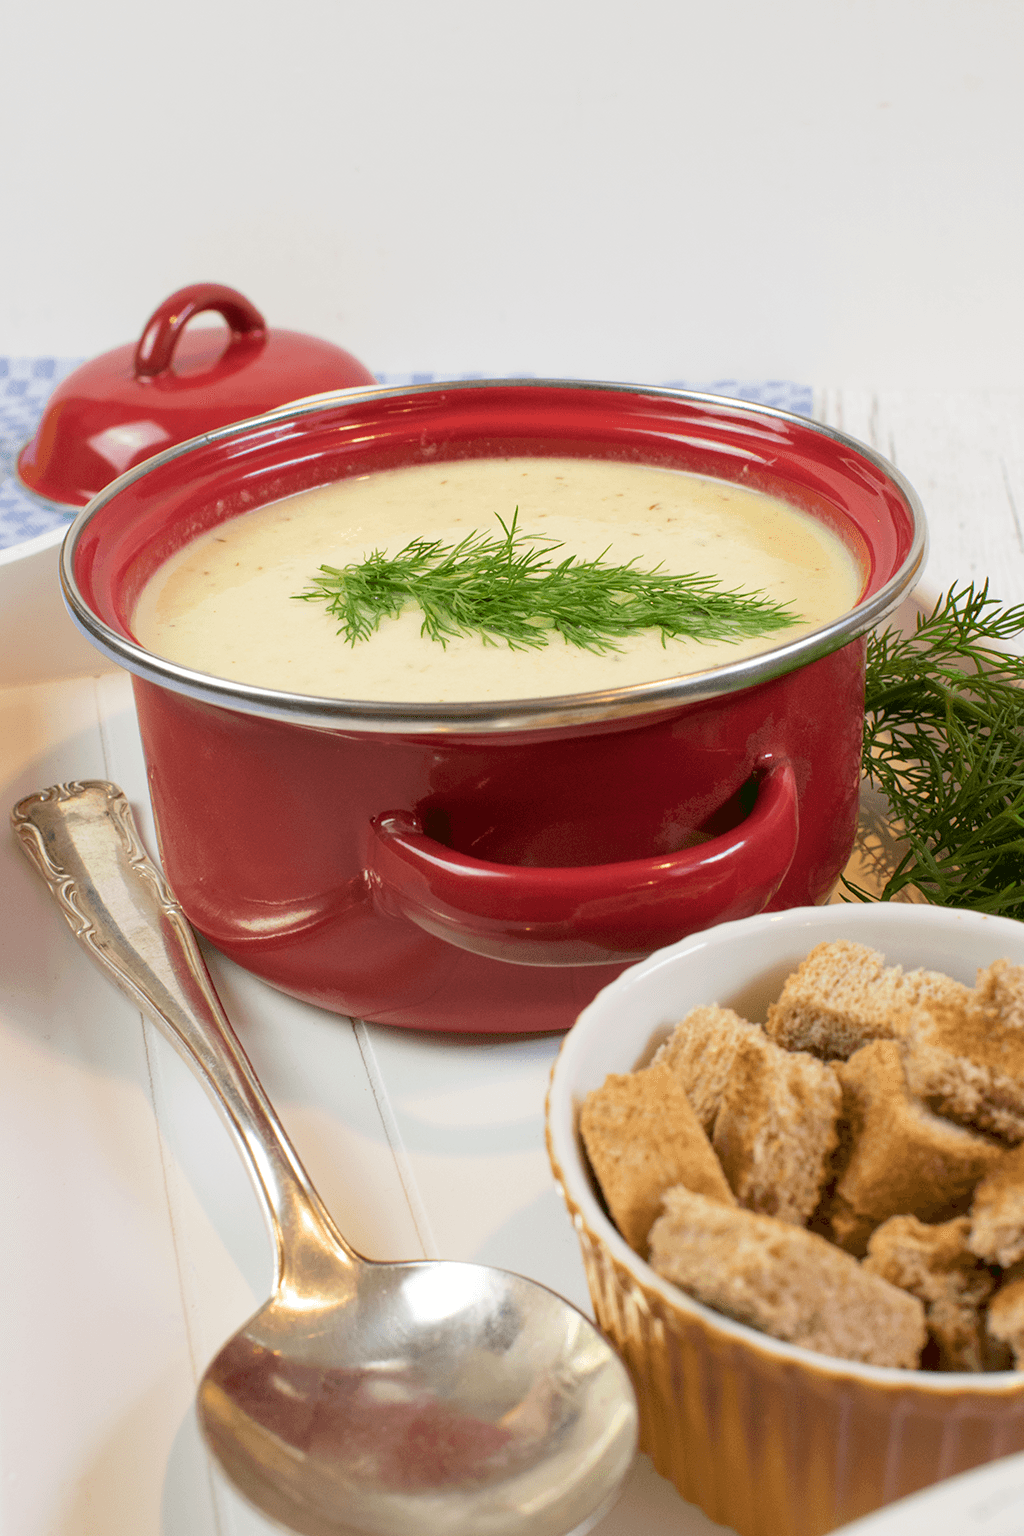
62,380 -> 924,1033
133,635 -> 865,1031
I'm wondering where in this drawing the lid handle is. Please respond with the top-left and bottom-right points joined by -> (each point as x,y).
133,283 -> 267,379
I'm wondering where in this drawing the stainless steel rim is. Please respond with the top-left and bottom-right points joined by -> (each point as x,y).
60,378 -> 928,735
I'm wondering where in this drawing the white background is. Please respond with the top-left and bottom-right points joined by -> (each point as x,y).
4,0 -> 1024,388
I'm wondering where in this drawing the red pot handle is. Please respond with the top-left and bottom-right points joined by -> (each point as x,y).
367,757 -> 800,966
133,283 -> 266,379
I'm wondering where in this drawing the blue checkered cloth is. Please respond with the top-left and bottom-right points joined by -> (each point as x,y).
0,362 -> 812,553
0,358 -> 85,547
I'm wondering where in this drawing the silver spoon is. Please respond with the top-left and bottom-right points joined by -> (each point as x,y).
12,780 -> 637,1536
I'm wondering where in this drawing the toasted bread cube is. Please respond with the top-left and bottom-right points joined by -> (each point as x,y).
648,1185 -> 926,1368
903,989 -> 1024,1145
580,1061 -> 735,1255
652,1005 -> 763,1136
764,940 -> 916,1060
829,1041 -> 1004,1255
711,1032 -> 842,1225
764,940 -> 975,1062
976,959 -> 1024,1031
969,1144 -> 1024,1267
863,1214 -> 997,1371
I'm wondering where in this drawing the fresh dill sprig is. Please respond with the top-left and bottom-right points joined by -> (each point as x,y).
843,582 -> 1024,916
294,512 -> 800,654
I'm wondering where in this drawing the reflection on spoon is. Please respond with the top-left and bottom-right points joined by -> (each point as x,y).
12,780 -> 637,1536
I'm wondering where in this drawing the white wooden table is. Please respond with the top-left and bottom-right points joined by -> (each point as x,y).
814,389 -> 1024,617
2,388 -> 1023,1536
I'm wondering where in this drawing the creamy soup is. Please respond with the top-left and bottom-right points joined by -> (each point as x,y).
132,457 -> 863,702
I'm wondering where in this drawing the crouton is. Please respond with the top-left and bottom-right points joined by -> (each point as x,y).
829,1041 -> 1004,1255
903,990 -> 1024,1145
648,1185 -> 926,1368
652,1005 -> 763,1136
711,1031 -> 842,1225
863,1214 -> 997,1370
969,1144 -> 1024,1267
580,1060 -> 735,1254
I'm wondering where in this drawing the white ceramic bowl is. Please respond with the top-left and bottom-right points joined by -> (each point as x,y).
546,903 -> 1024,1536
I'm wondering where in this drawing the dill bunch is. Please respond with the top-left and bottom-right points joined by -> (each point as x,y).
295,513 -> 800,653
844,583 -> 1024,916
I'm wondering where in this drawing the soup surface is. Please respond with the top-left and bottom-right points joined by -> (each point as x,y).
132,457 -> 864,702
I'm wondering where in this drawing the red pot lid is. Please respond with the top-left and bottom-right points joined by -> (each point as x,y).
16,282 -> 377,508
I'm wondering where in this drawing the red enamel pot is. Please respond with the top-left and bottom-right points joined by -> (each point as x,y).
60,380 -> 926,1033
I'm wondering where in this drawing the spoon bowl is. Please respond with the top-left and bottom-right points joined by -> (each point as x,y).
12,780 -> 637,1536
202,1261 -> 632,1536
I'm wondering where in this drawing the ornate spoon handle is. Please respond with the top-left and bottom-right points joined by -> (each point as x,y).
11,780 -> 354,1281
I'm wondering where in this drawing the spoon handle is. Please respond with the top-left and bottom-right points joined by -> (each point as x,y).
11,779 -> 358,1284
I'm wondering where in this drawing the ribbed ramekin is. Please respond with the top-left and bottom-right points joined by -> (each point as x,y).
546,903 -> 1024,1536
